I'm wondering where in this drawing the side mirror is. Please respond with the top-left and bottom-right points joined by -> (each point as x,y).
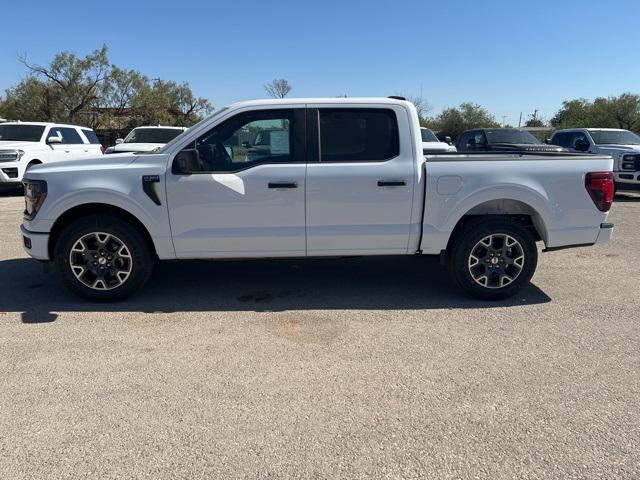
47,136 -> 62,144
115,138 -> 124,144
444,136 -> 452,145
172,149 -> 201,175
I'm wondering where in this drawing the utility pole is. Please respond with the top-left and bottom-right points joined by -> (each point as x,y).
518,112 -> 522,128
502,115 -> 507,127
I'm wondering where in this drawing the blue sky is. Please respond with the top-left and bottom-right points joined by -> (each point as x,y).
1,0 -> 639,125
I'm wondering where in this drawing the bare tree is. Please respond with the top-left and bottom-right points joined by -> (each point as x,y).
264,78 -> 292,99
404,94 -> 432,122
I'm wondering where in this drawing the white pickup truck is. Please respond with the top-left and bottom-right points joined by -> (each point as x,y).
21,98 -> 615,302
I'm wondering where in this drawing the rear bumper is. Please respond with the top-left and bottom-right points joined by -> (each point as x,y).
21,225 -> 50,261
595,222 -> 614,244
543,223 -> 613,252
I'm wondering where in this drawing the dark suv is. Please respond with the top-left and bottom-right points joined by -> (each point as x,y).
456,128 -> 565,153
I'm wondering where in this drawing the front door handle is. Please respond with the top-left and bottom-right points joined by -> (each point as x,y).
377,180 -> 406,187
268,182 -> 298,189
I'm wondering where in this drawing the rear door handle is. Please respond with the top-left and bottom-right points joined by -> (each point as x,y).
268,182 -> 298,189
377,180 -> 406,187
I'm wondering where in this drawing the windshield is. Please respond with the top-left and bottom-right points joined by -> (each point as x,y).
0,124 -> 45,142
485,129 -> 541,145
156,107 -> 229,154
589,130 -> 640,145
421,128 -> 439,142
124,128 -> 184,144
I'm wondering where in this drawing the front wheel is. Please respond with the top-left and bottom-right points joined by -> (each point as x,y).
54,215 -> 155,301
448,218 -> 538,300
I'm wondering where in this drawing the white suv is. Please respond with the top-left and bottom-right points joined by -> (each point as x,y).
0,122 -> 103,187
104,126 -> 187,154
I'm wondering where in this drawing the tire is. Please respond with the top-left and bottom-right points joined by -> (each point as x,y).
54,215 -> 155,301
448,217 -> 538,300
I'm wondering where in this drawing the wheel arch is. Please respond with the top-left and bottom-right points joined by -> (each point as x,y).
48,203 -> 158,260
445,199 -> 548,253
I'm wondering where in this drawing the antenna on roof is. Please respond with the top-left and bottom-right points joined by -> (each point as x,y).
388,95 -> 406,101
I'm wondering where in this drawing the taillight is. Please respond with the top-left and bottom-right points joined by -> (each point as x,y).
585,172 -> 614,212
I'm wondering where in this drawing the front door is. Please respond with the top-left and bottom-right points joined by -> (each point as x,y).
166,108 -> 307,258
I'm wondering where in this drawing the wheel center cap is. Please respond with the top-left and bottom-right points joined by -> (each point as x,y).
490,257 -> 499,265
98,257 -> 107,265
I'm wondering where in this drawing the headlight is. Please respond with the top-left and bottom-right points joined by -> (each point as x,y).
622,154 -> 638,170
0,149 -> 25,162
23,179 -> 47,220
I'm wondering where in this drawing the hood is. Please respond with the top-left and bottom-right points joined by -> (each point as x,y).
25,154 -> 137,176
422,141 -> 456,153
489,143 -> 566,152
594,144 -> 640,155
108,142 -> 164,153
0,141 -> 40,150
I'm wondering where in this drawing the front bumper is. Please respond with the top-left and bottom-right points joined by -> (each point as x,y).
615,172 -> 640,191
21,225 -> 50,260
0,164 -> 21,184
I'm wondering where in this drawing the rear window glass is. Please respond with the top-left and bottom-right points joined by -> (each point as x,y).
82,129 -> 100,144
319,109 -> 399,162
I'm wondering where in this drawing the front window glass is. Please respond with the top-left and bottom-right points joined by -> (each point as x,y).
589,130 -> 640,145
124,128 -> 184,144
485,129 -> 541,144
421,128 -> 439,142
0,124 -> 45,142
189,109 -> 294,172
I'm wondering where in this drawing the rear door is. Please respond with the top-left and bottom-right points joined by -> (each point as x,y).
166,107 -> 307,258
305,104 -> 416,255
80,128 -> 104,156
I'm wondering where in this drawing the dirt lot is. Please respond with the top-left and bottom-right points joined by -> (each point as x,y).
0,189 -> 638,479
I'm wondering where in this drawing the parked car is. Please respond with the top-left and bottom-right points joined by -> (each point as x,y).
456,128 -> 565,153
421,127 -> 456,153
21,97 -> 614,302
0,122 -> 103,187
549,128 -> 640,191
104,126 -> 187,154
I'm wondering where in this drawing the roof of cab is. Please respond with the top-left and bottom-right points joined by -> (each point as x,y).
226,97 -> 412,108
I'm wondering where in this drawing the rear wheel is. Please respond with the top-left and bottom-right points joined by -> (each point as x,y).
54,215 -> 154,301
448,217 -> 538,300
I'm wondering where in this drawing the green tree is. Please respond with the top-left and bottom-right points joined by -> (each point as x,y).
428,102 -> 499,140
550,93 -> 640,131
17,45 -> 110,123
0,46 -> 212,129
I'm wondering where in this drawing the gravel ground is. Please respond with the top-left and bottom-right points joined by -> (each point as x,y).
0,189 -> 638,479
